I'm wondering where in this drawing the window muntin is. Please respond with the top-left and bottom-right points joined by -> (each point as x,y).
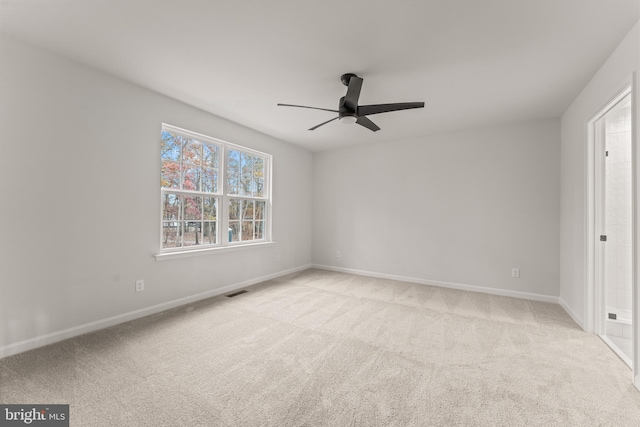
160,124 -> 270,252
229,199 -> 266,242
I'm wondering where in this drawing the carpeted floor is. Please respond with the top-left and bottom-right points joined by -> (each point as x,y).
1,268 -> 639,426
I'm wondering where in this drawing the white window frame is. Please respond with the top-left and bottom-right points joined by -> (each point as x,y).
157,124 -> 272,259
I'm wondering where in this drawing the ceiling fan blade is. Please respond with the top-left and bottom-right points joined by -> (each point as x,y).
278,103 -> 339,113
343,77 -> 363,111
358,102 -> 424,116
356,116 -> 380,132
309,116 -> 339,131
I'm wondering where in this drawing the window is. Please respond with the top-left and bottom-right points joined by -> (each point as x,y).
160,124 -> 271,252
227,149 -> 267,242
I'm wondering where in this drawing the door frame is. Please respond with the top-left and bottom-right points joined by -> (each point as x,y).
585,81 -> 636,387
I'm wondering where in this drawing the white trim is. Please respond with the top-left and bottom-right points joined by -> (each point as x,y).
311,264 -> 559,304
599,335 -> 633,369
0,264 -> 311,360
633,72 -> 639,392
156,241 -> 276,261
585,113 -> 597,333
594,111 -> 607,336
585,83 -> 633,335
559,297 -> 585,329
585,82 -> 637,386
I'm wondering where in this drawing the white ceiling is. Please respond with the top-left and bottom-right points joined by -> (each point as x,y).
1,0 -> 638,151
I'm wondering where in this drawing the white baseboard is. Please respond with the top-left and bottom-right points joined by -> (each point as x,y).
311,264 -> 560,304
558,297 -> 585,330
0,264 -> 311,360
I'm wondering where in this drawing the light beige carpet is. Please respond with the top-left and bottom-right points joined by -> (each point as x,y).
1,269 -> 639,426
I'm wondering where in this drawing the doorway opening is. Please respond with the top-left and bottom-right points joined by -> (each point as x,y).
592,87 -> 633,367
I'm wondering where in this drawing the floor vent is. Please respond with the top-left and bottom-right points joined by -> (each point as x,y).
226,290 -> 249,298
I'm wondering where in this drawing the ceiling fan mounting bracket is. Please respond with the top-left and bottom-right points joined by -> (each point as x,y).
340,73 -> 358,87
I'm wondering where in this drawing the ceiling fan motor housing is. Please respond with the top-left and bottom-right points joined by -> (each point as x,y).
338,96 -> 357,121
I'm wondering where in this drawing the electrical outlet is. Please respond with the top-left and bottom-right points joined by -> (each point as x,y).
336,250 -> 341,258
135,279 -> 145,292
511,268 -> 520,278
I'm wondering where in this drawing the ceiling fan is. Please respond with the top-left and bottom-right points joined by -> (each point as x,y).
278,73 -> 425,132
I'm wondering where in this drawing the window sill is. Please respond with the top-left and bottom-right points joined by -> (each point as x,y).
155,241 -> 276,261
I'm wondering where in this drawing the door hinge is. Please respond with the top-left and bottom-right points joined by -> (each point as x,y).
606,150 -> 609,157
600,235 -> 607,242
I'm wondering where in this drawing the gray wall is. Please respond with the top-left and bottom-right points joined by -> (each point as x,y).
312,120 -> 561,299
0,37 -> 313,354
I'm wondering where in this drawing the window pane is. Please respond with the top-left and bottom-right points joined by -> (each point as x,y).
182,138 -> 202,166
162,222 -> 181,248
241,153 -> 253,196
242,200 -> 254,220
255,201 -> 265,220
227,150 -> 241,195
203,143 -> 218,168
229,221 -> 240,242
241,221 -> 254,241
202,167 -> 218,193
241,153 -> 253,174
162,193 -> 181,220
184,196 -> 202,220
255,157 -> 264,178
229,199 -> 240,220
182,166 -> 200,191
161,161 -> 181,189
203,197 -> 217,220
203,222 -> 217,244
183,221 -> 201,246
255,178 -> 264,197
255,221 -> 264,240
161,131 -> 181,162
